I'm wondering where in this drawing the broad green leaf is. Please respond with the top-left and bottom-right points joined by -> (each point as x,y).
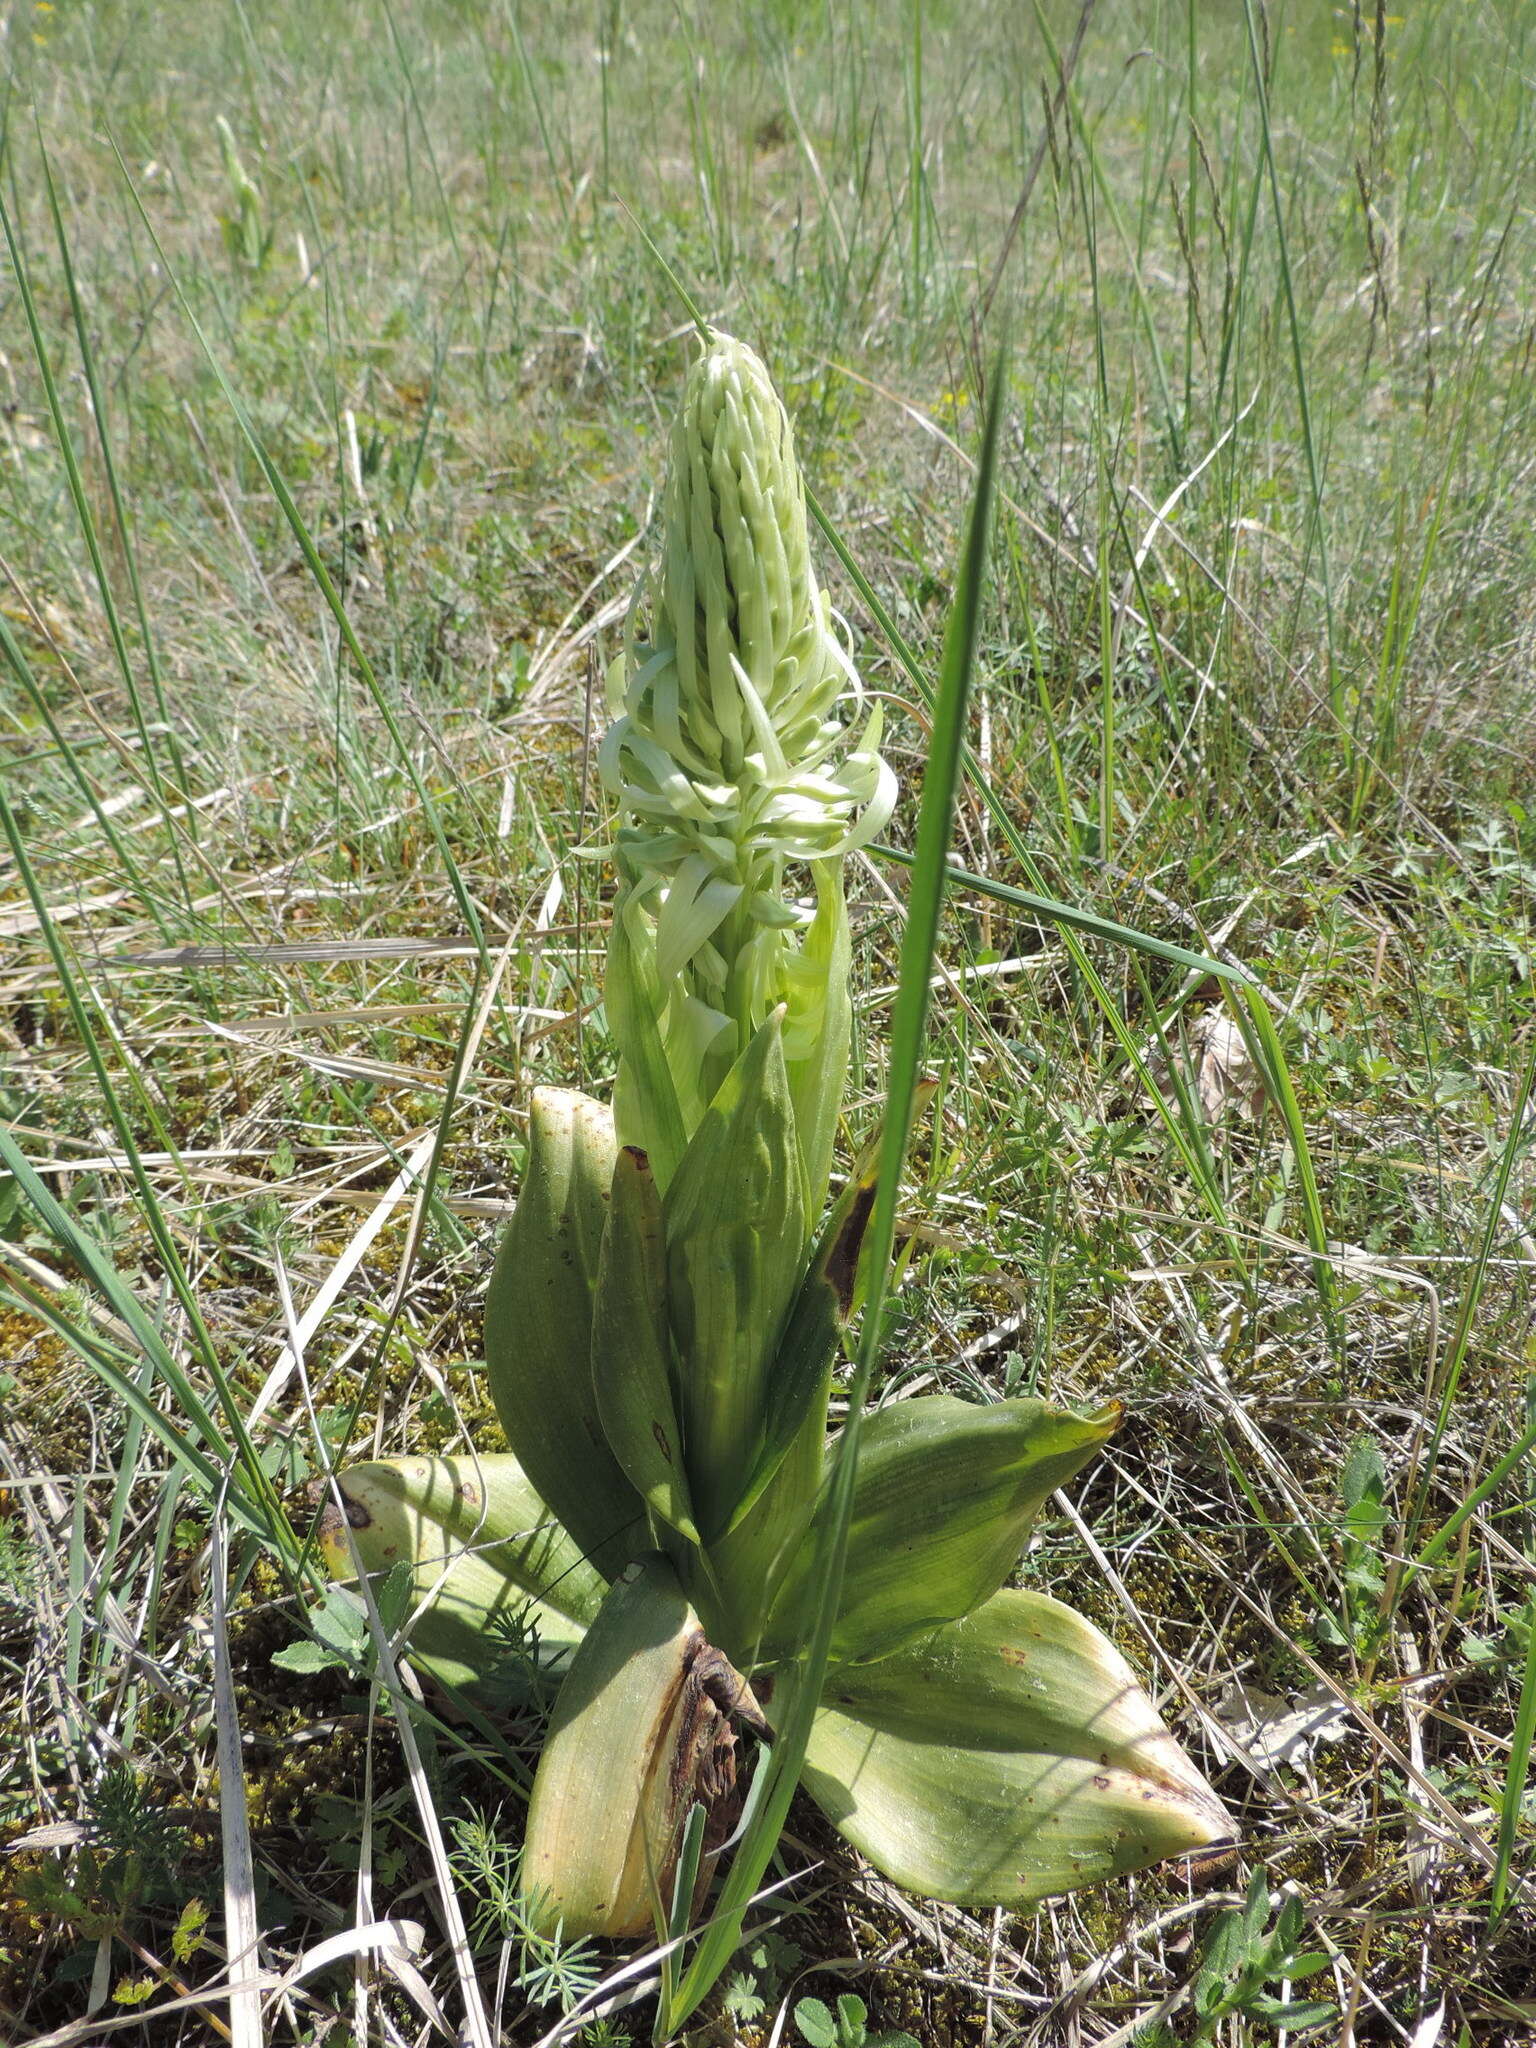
318,1453 -> 606,1617
765,1396 -> 1120,1664
708,1392 -> 831,1662
520,1553 -> 761,1938
727,1179 -> 877,1540
704,1410 -> 823,1667
270,1637 -> 338,1677
484,1088 -> 645,1577
802,1642 -> 1231,1908
800,1585 -> 1232,1906
709,1086 -> 937,1646
821,1586 -> 1226,1811
664,1009 -> 808,1539
316,1453 -> 605,1703
793,1998 -> 838,2048
592,1145 -> 699,1542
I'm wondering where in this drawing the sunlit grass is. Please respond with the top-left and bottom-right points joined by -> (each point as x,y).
2,1 -> 1534,2041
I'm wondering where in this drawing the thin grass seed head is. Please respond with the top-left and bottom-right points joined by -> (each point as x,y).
599,332 -> 894,1111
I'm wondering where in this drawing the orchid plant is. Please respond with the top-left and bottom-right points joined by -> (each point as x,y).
320,332 -> 1232,1969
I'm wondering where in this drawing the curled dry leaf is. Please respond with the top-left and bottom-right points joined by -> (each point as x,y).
1146,1011 -> 1268,1127
1214,1678 -> 1350,1770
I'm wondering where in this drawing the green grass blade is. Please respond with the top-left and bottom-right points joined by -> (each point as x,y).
837,463 -> 1337,1339
871,846 -> 1247,985
104,136 -> 489,972
0,790 -> 299,1556
0,610 -> 171,941
1235,984 -> 1340,1342
815,434 -> 1339,1345
0,169 -> 195,912
1030,0 -> 1181,470
1238,0 -> 1337,721
1490,1572 -> 1536,1927
35,134 -> 196,841
1405,1409 -> 1536,1594
1388,1046 -> 1536,1642
0,1259 -> 254,1523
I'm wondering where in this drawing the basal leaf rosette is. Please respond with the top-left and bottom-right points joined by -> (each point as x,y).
320,1395 -> 1233,1928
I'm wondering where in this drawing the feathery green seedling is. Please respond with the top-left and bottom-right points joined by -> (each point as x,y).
319,333 -> 1233,2015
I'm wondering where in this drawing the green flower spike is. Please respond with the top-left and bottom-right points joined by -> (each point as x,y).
599,330 -> 893,1211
